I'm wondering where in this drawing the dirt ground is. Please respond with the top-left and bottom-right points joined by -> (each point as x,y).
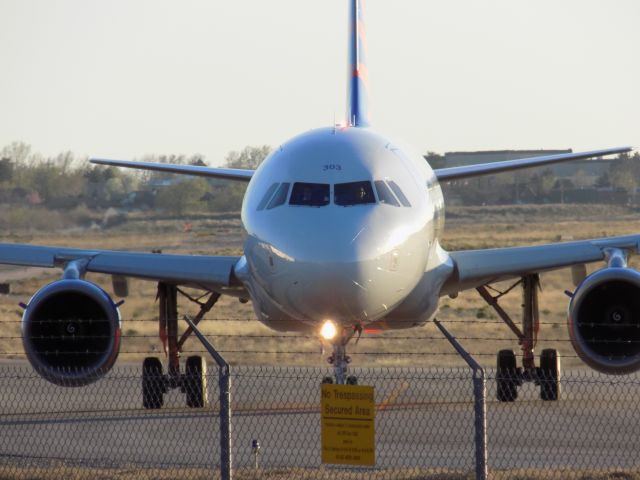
0,204 -> 638,369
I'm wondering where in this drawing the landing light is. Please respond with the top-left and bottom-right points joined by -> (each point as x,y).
320,320 -> 338,340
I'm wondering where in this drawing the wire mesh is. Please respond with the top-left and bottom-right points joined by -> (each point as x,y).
0,362 -> 221,480
0,362 -> 640,479
231,366 -> 474,479
485,368 -> 640,479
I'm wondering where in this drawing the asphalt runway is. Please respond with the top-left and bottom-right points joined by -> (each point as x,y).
0,360 -> 639,475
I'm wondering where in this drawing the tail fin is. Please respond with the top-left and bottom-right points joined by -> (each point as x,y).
347,0 -> 370,127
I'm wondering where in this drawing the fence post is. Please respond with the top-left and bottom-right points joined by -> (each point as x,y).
219,364 -> 232,480
185,317 -> 233,480
434,319 -> 487,480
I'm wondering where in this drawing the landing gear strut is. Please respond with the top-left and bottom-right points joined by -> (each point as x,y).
477,274 -> 561,402
142,282 -> 220,409
324,327 -> 359,385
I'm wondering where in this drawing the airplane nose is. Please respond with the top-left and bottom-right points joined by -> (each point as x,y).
273,215 -> 425,323
246,207 -> 429,325
286,257 -> 399,322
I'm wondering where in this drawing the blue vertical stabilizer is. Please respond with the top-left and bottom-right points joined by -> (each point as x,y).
347,0 -> 370,127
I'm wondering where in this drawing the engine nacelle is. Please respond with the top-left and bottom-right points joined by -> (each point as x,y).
21,279 -> 121,386
568,267 -> 640,374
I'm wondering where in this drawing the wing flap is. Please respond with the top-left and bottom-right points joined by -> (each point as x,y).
434,147 -> 632,182
87,252 -> 240,286
0,243 -> 242,288
0,244 -> 99,268
442,234 -> 640,295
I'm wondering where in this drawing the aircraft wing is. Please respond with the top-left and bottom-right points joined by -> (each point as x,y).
441,234 -> 640,295
434,146 -> 632,182
90,158 -> 254,182
0,243 -> 243,291
93,147 -> 633,184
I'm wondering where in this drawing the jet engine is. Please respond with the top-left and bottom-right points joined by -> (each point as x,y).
568,267 -> 640,374
21,279 -> 121,386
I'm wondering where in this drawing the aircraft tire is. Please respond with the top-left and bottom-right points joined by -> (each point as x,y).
539,349 -> 561,401
185,356 -> 208,408
142,357 -> 164,410
496,349 -> 518,402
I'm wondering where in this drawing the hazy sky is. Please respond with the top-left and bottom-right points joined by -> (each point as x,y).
0,1 -> 638,166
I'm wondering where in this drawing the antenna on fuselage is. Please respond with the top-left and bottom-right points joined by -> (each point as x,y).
347,0 -> 371,127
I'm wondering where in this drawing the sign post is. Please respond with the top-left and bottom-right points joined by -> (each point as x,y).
321,384 -> 375,466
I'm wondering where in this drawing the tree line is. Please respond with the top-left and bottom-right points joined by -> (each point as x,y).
1,141 -> 638,216
0,142 -> 270,215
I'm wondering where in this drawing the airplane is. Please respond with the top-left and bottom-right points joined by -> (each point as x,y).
2,0 -> 637,408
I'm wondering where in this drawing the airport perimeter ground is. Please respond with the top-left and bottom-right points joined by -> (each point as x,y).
1,203 -> 640,479
1,362 -> 640,480
0,203 -> 638,368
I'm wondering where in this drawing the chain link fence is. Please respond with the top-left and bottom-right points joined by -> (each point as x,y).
485,368 -> 640,478
0,362 -> 221,479
1,361 -> 640,479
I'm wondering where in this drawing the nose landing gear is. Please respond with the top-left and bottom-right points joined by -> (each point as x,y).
323,325 -> 360,385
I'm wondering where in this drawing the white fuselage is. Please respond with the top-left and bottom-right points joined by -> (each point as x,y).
235,127 -> 450,333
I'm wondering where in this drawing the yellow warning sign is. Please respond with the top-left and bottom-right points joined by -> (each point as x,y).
321,384 -> 375,466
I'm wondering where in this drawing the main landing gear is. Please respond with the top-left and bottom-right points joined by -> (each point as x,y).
141,282 -> 220,410
476,274 -> 561,402
322,326 -> 360,385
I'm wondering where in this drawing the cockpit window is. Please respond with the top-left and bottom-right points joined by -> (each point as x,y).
289,182 -> 330,207
266,182 -> 290,210
374,181 -> 400,206
334,181 -> 376,206
387,180 -> 411,207
257,182 -> 280,211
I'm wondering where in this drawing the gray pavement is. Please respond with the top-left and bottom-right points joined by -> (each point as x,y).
0,361 -> 639,475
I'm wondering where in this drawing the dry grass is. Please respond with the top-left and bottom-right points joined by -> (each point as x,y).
0,465 -> 217,480
0,204 -> 638,369
235,468 -> 640,479
0,465 -> 638,479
